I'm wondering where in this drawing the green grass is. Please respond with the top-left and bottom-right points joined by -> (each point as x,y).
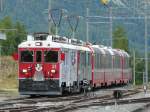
0,56 -> 18,91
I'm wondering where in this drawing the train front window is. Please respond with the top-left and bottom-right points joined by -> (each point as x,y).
36,51 -> 42,62
44,51 -> 58,63
20,51 -> 33,62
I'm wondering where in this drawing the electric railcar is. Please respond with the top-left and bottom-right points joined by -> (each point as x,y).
13,33 -> 132,95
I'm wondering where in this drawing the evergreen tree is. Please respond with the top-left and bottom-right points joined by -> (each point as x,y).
14,21 -> 27,50
113,26 -> 129,52
0,16 -> 27,55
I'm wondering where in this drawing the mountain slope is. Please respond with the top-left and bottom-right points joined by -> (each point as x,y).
0,0 -> 148,51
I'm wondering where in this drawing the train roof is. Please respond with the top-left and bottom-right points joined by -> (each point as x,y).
18,35 -> 90,51
91,45 -> 130,57
18,33 -> 130,57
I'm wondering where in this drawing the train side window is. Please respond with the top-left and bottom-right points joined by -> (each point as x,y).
118,56 -> 120,68
114,56 -> 116,68
124,58 -> 126,68
20,50 -> 33,62
125,57 -> 128,69
94,53 -> 97,68
64,52 -> 67,65
88,53 -> 90,65
108,55 -> 110,68
101,54 -> 105,69
100,54 -> 103,69
80,53 -> 82,65
96,54 -> 98,69
115,56 -> 120,69
98,54 -> 100,68
36,51 -> 42,62
83,52 -> 86,65
96,53 -> 98,68
99,54 -> 100,69
71,51 -> 76,65
109,55 -> 112,68
105,55 -> 108,68
44,51 -> 58,63
81,52 -> 86,66
116,56 -> 119,68
127,58 -> 129,68
86,52 -> 90,66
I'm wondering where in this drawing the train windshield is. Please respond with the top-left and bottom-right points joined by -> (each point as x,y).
20,50 -> 33,62
44,51 -> 58,63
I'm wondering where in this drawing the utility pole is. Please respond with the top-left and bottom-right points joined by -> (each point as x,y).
144,12 -> 148,85
0,0 -> 3,12
133,49 -> 136,85
86,8 -> 89,42
144,0 -> 148,85
48,0 -> 51,34
109,6 -> 113,47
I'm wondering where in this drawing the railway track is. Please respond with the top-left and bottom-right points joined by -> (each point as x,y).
0,88 -> 143,112
53,88 -> 142,112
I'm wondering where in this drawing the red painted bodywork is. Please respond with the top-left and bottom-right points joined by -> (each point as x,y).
18,48 -> 60,79
87,46 -> 94,85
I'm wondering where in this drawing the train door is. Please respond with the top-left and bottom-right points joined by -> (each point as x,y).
78,51 -> 85,83
99,54 -> 105,86
64,50 -> 77,87
70,50 -> 77,86
64,49 -> 71,87
60,49 -> 68,86
86,52 -> 92,82
33,50 -> 44,81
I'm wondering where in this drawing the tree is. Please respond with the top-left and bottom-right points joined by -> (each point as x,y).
113,26 -> 129,52
13,21 -> 27,50
0,16 -> 27,55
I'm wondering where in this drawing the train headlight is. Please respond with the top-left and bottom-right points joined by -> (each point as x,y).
35,42 -> 42,46
22,69 -> 27,73
51,69 -> 56,74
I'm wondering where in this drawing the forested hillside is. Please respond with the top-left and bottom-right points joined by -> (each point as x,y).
0,0 -> 148,50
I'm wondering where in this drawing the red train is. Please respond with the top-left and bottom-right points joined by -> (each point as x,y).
13,33 -> 132,95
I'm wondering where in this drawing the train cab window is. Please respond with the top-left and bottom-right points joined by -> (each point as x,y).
81,52 -> 86,65
36,51 -> 42,62
88,53 -> 91,65
94,53 -> 97,68
117,56 -> 120,68
101,54 -> 105,69
105,55 -> 109,68
20,50 -> 33,62
125,58 -> 129,69
44,51 -> 58,63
